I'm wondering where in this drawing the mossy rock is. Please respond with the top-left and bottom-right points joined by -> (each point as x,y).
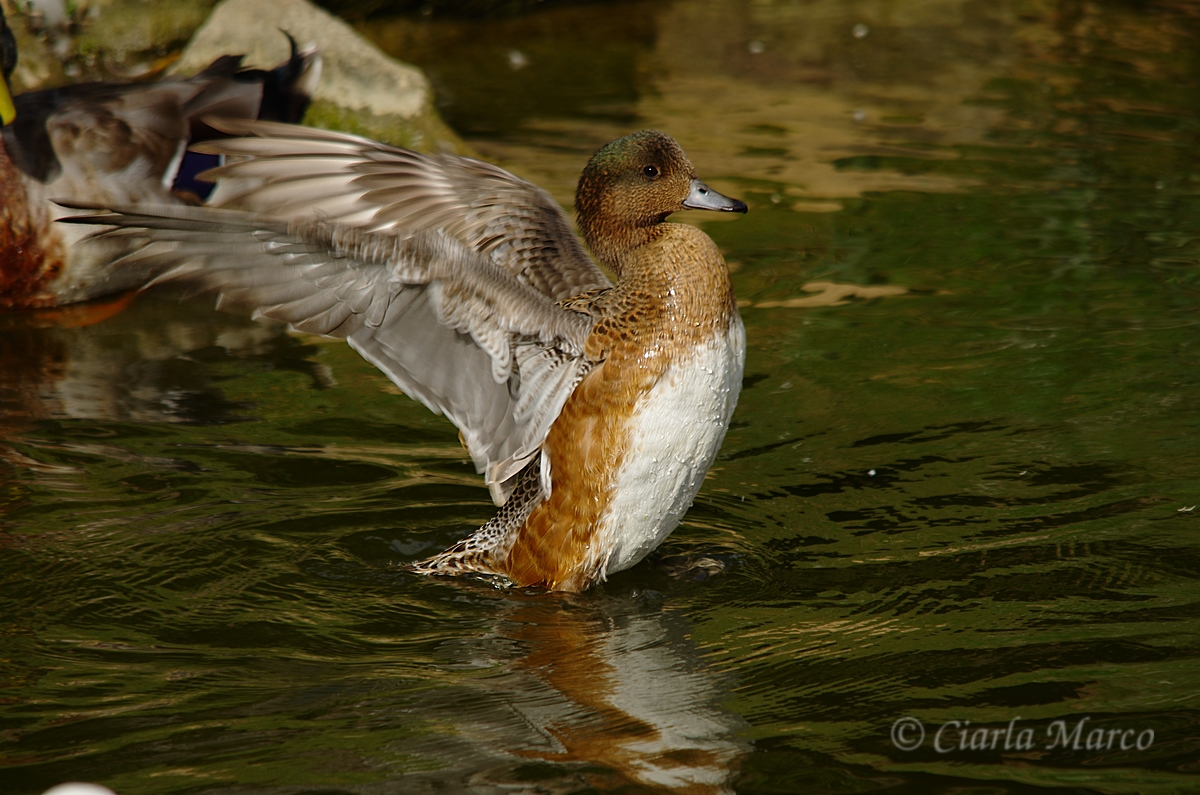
72,0 -> 218,71
4,10 -> 65,91
175,0 -> 468,154
302,98 -> 470,154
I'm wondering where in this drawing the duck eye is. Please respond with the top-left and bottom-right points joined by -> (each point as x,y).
642,165 -> 660,179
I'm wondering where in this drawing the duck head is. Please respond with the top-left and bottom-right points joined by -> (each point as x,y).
575,130 -> 746,271
0,9 -> 15,125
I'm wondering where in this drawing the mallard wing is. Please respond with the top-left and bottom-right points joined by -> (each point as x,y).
62,203 -> 598,504
195,119 -> 613,301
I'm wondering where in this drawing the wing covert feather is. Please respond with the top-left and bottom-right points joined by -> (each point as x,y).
197,119 -> 612,301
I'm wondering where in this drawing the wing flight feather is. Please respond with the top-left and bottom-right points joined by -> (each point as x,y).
64,202 -> 601,504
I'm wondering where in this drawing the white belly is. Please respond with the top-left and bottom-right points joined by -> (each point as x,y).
593,319 -> 746,578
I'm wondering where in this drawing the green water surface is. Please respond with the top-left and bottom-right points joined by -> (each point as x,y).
3,1 -> 1200,793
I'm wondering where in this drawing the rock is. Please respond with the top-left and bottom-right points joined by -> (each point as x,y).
3,1 -> 217,88
173,0 -> 466,153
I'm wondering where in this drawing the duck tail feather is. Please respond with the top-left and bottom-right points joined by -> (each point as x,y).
253,31 -> 322,126
408,458 -> 545,583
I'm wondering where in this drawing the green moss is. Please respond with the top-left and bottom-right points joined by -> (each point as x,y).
301,97 -> 472,155
5,11 -> 65,91
72,0 -> 218,69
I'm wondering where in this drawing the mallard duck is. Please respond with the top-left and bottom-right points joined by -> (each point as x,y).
0,9 -> 319,309
65,121 -> 748,592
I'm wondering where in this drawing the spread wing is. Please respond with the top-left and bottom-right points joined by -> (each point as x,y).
63,203 -> 599,505
195,118 -> 613,301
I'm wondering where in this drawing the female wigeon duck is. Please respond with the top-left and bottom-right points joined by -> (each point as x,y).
0,9 -> 319,310
66,120 -> 748,592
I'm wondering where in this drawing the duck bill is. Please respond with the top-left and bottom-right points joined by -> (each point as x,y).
682,178 -> 747,213
0,78 -> 14,126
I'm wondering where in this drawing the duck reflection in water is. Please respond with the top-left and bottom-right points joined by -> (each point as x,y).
368,589 -> 746,793
506,595 -> 745,792
67,121 -> 749,593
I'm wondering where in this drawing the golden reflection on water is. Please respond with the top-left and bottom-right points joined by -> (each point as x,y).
366,0 -> 1028,204
746,281 -> 909,308
368,0 -> 1199,214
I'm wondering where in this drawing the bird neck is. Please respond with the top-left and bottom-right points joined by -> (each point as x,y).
578,211 -> 668,277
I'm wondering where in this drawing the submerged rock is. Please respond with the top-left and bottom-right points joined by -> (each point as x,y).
173,0 -> 466,152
